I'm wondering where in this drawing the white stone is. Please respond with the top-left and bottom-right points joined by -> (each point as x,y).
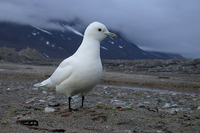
163,103 -> 171,108
42,91 -> 47,94
44,107 -> 55,113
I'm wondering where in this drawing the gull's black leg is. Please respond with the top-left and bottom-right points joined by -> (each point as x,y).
68,97 -> 73,112
68,97 -> 78,112
80,96 -> 85,108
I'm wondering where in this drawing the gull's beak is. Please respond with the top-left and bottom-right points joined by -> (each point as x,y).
105,32 -> 117,38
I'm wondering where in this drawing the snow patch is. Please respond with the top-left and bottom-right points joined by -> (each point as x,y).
100,46 -> 108,50
119,46 -> 123,48
43,53 -> 49,58
58,47 -> 63,50
108,41 -> 115,44
31,25 -> 52,35
63,25 -> 83,37
46,41 -> 50,45
32,32 -> 37,36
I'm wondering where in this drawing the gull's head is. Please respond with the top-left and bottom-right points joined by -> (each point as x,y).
84,21 -> 117,42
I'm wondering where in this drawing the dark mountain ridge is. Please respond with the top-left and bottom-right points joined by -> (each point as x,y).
0,21 -> 184,60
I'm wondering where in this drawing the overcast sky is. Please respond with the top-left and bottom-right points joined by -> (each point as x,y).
0,0 -> 200,58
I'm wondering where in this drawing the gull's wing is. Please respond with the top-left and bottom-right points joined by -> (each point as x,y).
50,56 -> 74,86
34,56 -> 74,88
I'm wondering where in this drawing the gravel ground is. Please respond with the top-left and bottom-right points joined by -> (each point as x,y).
0,62 -> 200,133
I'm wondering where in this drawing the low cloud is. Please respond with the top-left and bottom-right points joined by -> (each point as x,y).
0,0 -> 200,58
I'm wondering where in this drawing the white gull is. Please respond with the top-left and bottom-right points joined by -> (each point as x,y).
34,21 -> 117,111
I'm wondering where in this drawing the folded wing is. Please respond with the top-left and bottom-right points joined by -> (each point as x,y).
34,57 -> 74,89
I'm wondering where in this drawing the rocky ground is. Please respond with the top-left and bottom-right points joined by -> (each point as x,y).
0,60 -> 200,133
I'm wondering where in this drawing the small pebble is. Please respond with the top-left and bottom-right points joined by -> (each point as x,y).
103,86 -> 108,89
143,101 -> 150,104
124,130 -> 132,133
26,97 -> 37,104
39,100 -> 45,103
156,130 -> 163,133
163,103 -> 171,108
12,88 -> 19,91
112,101 -> 127,106
157,98 -> 162,103
34,102 -> 44,106
44,107 -> 55,113
47,96 -> 55,100
48,101 -> 60,107
111,99 -> 120,103
172,104 -> 178,107
137,103 -> 145,108
42,91 -> 47,94
32,88 -> 38,91
169,108 -> 179,114
192,98 -> 197,101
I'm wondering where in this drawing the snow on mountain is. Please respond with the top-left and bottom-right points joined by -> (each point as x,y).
31,25 -> 52,35
46,41 -> 50,45
63,24 -> 83,37
119,46 -> 123,49
32,32 -> 37,36
100,46 -> 108,50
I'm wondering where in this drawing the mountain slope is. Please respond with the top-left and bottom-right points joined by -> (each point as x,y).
0,22 -> 184,59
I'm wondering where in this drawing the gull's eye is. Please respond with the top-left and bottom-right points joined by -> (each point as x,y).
98,28 -> 102,32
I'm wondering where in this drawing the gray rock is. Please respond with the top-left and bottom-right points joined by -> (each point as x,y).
163,103 -> 171,108
47,96 -> 56,100
34,102 -> 44,106
42,91 -> 47,94
111,99 -> 127,106
157,98 -> 162,103
137,103 -> 145,108
48,101 -> 60,107
26,97 -> 38,104
168,108 -> 180,114
12,88 -> 20,91
44,107 -> 55,113
32,88 -> 38,91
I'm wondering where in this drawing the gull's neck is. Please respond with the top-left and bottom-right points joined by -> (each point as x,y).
74,36 -> 101,60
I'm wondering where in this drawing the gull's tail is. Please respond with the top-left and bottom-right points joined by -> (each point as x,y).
34,83 -> 42,87
34,78 -> 54,88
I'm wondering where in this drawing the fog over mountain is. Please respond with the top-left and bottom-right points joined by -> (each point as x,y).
0,0 -> 200,58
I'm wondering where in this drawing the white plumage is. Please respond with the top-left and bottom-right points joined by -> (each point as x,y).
34,21 -> 117,111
